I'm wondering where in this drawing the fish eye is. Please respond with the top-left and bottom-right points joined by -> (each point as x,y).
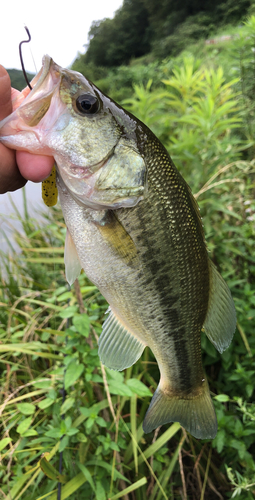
76,94 -> 99,115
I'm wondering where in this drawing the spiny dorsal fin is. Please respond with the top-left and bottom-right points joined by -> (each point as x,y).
203,260 -> 236,354
98,308 -> 146,371
64,228 -> 82,286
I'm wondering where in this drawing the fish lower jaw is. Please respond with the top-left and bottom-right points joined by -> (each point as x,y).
0,132 -> 41,152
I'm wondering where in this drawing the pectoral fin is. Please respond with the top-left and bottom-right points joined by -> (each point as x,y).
203,261 -> 236,354
97,211 -> 139,266
64,229 -> 82,286
98,308 -> 146,371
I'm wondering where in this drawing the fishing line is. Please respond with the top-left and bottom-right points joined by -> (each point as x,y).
19,25 -> 32,89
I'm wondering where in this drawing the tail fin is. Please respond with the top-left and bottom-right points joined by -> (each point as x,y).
143,380 -> 217,439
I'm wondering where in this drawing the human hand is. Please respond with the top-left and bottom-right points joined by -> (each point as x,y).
0,65 -> 54,194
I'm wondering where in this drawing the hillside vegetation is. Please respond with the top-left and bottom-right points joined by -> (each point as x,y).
1,13 -> 255,500
74,0 -> 253,68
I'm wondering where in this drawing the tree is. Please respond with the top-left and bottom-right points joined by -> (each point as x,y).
85,0 -> 150,67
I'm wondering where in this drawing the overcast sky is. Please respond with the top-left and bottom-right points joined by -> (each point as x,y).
1,0 -> 123,73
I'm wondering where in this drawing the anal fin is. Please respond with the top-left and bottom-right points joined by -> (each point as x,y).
204,260 -> 236,354
98,308 -> 146,371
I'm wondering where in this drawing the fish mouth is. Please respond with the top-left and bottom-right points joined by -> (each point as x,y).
29,54 -> 55,92
16,55 -> 62,126
0,56 -> 64,151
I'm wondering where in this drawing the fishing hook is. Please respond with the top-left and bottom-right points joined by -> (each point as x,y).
19,26 -> 32,90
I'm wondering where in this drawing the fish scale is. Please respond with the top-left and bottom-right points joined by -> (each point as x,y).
0,55 -> 236,439
115,139 -> 207,392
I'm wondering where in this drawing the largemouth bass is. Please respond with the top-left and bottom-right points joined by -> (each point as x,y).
0,56 -> 236,439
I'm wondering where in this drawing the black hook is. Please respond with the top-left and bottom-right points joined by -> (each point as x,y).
19,26 -> 32,90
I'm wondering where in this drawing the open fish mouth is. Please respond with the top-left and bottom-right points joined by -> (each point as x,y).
28,54 -> 54,92
0,56 -> 67,156
16,56 -> 62,127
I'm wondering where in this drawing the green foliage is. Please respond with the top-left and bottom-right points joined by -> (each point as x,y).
76,0 -> 252,68
151,13 -> 214,59
72,58 -> 167,102
224,15 -> 255,149
123,55 -> 246,191
85,0 -> 150,67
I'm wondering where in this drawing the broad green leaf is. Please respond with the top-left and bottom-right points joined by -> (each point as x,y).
127,378 -> 152,397
80,407 -> 98,418
214,394 -> 230,402
40,455 -> 66,483
38,398 -> 55,409
17,416 -> 33,435
57,291 -> 73,301
108,383 -> 133,397
65,416 -> 72,429
0,437 -> 12,452
96,417 -> 107,427
16,402 -> 36,415
213,429 -> 226,453
45,429 -> 62,439
59,435 -> 69,453
77,432 -> 87,443
22,429 -> 38,437
110,442 -> 120,451
59,306 -> 78,318
106,368 -> 124,383
64,362 -> 84,389
95,481 -> 106,500
32,379 -> 52,389
60,397 -> 75,415
73,314 -> 90,337
66,427 -> 79,436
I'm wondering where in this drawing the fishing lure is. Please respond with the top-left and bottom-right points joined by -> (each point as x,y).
41,165 -> 58,206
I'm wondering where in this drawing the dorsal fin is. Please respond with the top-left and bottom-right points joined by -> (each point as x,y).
203,260 -> 236,353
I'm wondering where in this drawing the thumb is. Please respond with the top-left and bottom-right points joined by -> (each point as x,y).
0,65 -> 12,119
